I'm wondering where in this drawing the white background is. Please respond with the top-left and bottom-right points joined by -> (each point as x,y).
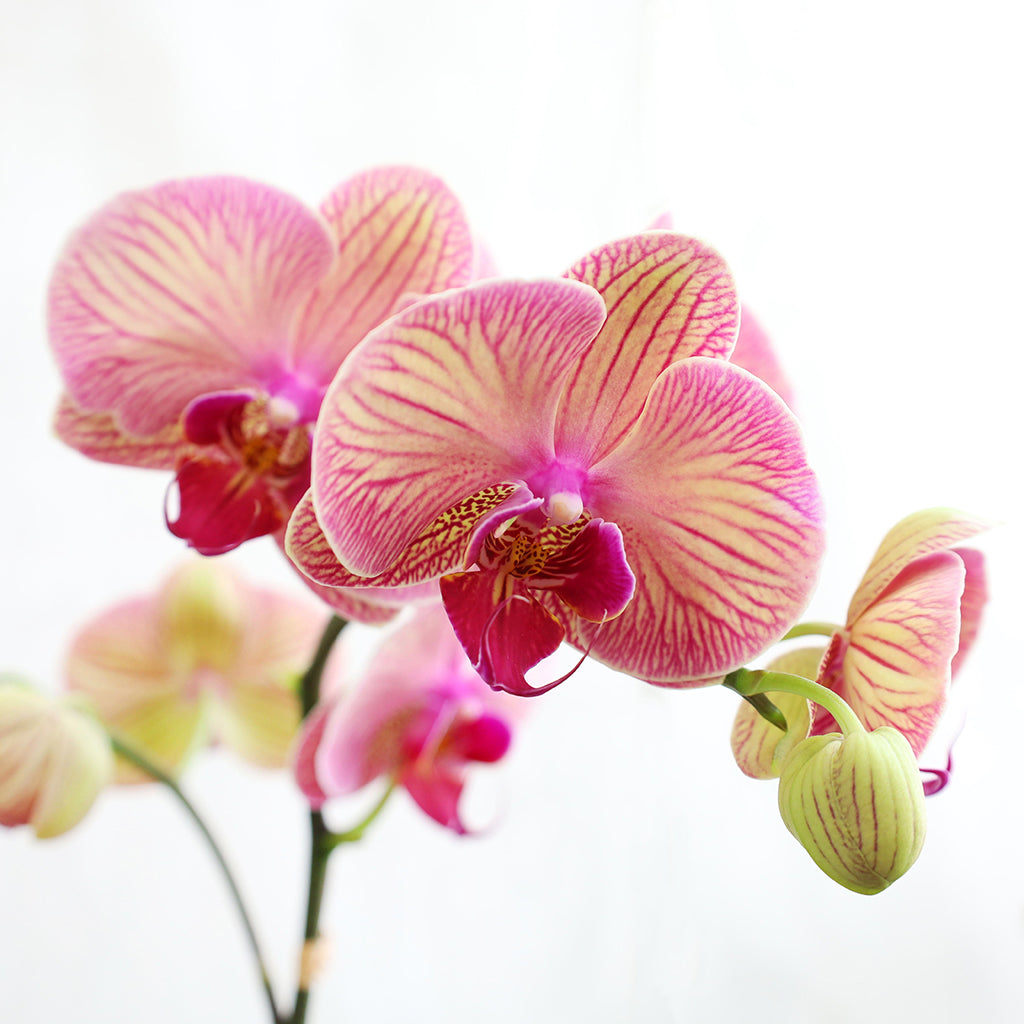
1,1 -> 1021,1021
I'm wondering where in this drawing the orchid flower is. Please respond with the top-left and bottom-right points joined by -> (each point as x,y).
65,561 -> 327,780
287,232 -> 825,695
294,606 -> 518,834
48,166 -> 473,623
0,675 -> 113,838
732,509 -> 989,785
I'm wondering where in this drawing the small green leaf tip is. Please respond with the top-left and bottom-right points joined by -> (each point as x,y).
777,728 -> 927,895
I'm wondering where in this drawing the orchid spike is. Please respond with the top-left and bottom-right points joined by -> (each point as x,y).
294,606 -> 520,834
288,232 -> 825,694
0,675 -> 113,838
66,560 -> 327,779
48,167 -> 474,618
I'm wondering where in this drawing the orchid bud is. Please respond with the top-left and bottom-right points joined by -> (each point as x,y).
778,727 -> 926,894
0,676 -> 113,838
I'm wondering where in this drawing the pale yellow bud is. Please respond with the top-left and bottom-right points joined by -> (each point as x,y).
0,677 -> 113,838
777,727 -> 927,895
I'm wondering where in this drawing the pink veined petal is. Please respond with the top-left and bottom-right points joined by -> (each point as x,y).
288,166 -> 475,378
848,508 -> 990,623
312,277 -> 607,577
557,232 -> 739,465
731,306 -> 795,408
814,551 -> 965,756
534,518 -> 636,622
951,547 -> 987,677
284,564 -> 410,627
582,358 -> 824,683
286,486 -> 516,595
55,394 -> 190,469
48,177 -> 335,436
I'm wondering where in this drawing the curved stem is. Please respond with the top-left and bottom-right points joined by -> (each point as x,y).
325,781 -> 396,851
110,735 -> 282,1024
724,667 -> 865,736
288,614 -> 348,1024
781,620 -> 840,641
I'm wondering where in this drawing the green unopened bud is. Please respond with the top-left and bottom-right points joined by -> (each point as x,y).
778,727 -> 926,895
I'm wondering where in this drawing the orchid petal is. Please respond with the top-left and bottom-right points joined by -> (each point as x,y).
402,763 -> 467,833
312,277 -> 607,577
731,306 -> 795,408
65,597 -> 208,781
213,679 -> 301,769
361,603 -> 474,692
289,166 -> 474,376
815,551 -> 965,756
54,394 -> 188,469
166,455 -> 281,555
536,518 -> 635,622
317,695 -> 422,794
951,547 -> 987,677
557,233 -> 738,464
848,508 -> 990,624
294,703 -> 331,809
446,712 -> 512,763
582,358 -> 824,683
731,690 -> 813,781
48,177 -> 334,435
286,486 -> 511,599
440,573 -> 565,695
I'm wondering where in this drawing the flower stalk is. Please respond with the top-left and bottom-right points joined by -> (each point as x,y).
109,734 -> 283,1024
288,614 -> 348,1024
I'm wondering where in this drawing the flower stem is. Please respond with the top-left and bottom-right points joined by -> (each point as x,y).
781,620 -> 840,641
724,668 -> 866,736
110,735 -> 282,1024
287,614 -> 348,1024
325,781 -> 396,851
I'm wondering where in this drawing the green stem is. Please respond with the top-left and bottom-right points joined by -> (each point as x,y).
724,668 -> 866,736
781,620 -> 840,641
325,781 -> 396,850
110,735 -> 282,1024
287,614 -> 348,1024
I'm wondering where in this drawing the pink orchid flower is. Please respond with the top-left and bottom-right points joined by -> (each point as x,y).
287,232 -> 825,695
0,675 -> 113,838
810,509 -> 988,756
48,167 -> 473,579
66,560 -> 327,780
294,606 -> 518,834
